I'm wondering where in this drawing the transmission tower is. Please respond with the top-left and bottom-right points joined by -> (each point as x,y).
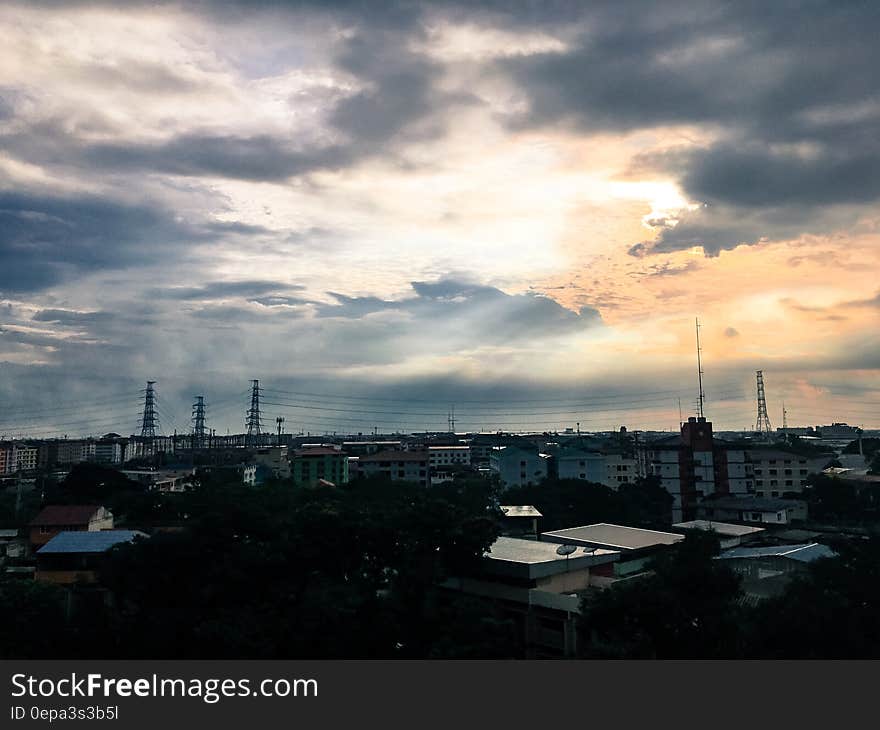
192,396 -> 207,447
448,405 -> 456,433
140,381 -> 158,438
755,370 -> 772,433
276,416 -> 285,445
695,318 -> 705,418
246,380 -> 263,445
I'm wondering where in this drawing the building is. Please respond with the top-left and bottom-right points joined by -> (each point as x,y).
359,450 -> 430,487
28,505 -> 114,549
541,523 -> 684,578
292,446 -> 350,487
499,505 -> 542,538
444,536 -> 620,657
427,445 -> 471,467
603,451 -> 640,488
490,446 -> 550,488
35,530 -> 146,585
553,447 -> 606,483
93,440 -> 124,465
716,543 -> 835,600
748,447 -> 830,497
644,417 -> 754,521
672,520 -> 765,549
696,496 -> 808,525
2,443 -> 40,474
340,441 -> 402,457
120,468 -> 194,492
253,446 -> 291,480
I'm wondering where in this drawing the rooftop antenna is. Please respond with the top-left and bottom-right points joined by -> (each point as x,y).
695,318 -> 705,418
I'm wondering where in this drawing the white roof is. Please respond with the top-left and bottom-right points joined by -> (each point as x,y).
542,523 -> 684,551
673,520 -> 765,538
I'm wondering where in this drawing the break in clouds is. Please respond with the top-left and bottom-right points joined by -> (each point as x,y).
1,1 -> 879,433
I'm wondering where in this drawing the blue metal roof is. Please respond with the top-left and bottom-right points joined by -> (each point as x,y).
718,543 -> 835,563
37,530 -> 146,554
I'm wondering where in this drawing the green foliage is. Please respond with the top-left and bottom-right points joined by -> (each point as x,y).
747,538 -> 880,658
580,532 -> 745,658
803,473 -> 880,524
95,474 -> 502,658
0,577 -> 69,658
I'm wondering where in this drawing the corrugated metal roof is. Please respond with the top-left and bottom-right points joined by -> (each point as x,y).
37,530 -> 146,554
718,543 -> 835,563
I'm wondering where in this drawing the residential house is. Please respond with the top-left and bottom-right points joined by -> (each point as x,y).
29,505 -> 114,549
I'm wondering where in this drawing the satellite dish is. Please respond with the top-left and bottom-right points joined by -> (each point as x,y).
582,547 -> 596,554
556,544 -> 577,556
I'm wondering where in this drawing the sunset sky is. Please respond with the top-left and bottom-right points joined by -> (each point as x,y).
1,1 -> 878,436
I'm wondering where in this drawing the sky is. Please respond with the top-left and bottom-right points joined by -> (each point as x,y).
1,0 -> 879,437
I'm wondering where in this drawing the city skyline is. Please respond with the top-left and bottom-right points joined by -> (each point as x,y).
1,1 -> 879,434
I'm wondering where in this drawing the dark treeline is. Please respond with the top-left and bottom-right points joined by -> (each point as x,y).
1,466 -> 879,658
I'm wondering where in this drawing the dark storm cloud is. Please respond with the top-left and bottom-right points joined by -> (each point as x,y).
0,191 -> 208,294
499,1 -> 880,253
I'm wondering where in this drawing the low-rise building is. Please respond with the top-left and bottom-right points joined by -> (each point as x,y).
28,505 -> 114,549
253,446 -> 291,480
427,445 -> 471,467
716,543 -> 835,600
292,446 -> 350,487
490,446 -> 550,488
499,505 -> 542,538
696,496 -> 808,525
35,530 -> 146,585
445,536 -> 620,657
359,450 -> 430,487
748,447 -> 830,497
541,523 -> 684,578
672,520 -> 765,549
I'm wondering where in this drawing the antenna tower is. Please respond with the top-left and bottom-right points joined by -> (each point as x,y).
140,381 -> 158,438
695,318 -> 705,418
192,396 -> 207,447
755,370 -> 772,433
448,405 -> 456,433
276,416 -> 285,445
246,380 -> 263,445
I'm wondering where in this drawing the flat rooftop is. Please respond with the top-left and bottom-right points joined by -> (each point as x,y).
718,543 -> 835,563
500,505 -> 542,519
484,536 -> 618,580
673,520 -> 765,538
542,523 -> 684,552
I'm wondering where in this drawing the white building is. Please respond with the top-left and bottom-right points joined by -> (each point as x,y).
748,448 -> 829,497
427,445 -> 471,467
489,446 -> 550,488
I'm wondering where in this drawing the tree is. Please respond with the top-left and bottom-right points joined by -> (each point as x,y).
579,531 -> 744,658
746,538 -> 880,658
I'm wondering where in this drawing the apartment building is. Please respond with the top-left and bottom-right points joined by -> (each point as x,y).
427,445 -> 471,467
748,447 -> 830,497
644,417 -> 754,521
489,446 -> 550,488
359,450 -> 430,487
